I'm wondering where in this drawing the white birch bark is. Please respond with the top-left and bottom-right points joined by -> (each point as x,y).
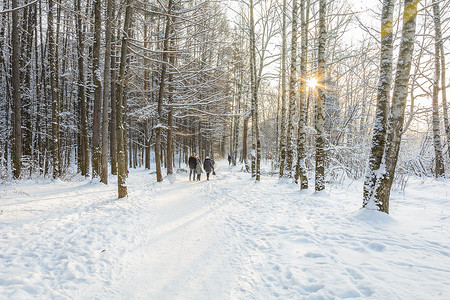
431,0 -> 445,177
373,0 -> 420,213
363,0 -> 394,207
315,0 -> 326,192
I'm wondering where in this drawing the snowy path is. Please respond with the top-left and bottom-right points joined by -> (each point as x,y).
1,161 -> 449,299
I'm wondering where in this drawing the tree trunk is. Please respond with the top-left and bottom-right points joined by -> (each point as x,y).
372,0 -> 420,214
315,0 -> 326,192
279,0 -> 288,177
91,0 -> 102,178
166,11 -> 176,176
249,0 -> 260,181
48,0 -> 60,178
110,25 -> 118,175
116,0 -> 132,198
431,0 -> 445,177
295,0 -> 309,189
233,72 -> 242,166
144,22 -> 151,170
11,0 -> 22,179
76,0 -> 89,177
101,0 -> 114,184
156,0 -> 173,182
242,115 -> 249,165
363,0 -> 394,206
286,0 -> 299,177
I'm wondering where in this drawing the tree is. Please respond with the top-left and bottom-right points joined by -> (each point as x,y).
249,0 -> 261,181
279,0 -> 288,177
116,0 -> 133,198
364,0 -> 421,214
431,0 -> 445,177
315,0 -> 326,192
363,0 -> 394,207
155,0 -> 174,182
76,0 -> 89,177
101,0 -> 115,184
91,0 -> 102,178
48,0 -> 60,178
285,0 -> 299,177
295,0 -> 309,189
11,0 -> 21,179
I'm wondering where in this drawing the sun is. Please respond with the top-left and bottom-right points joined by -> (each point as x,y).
306,77 -> 318,89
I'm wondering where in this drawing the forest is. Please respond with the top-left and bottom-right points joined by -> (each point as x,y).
1,0 -> 449,213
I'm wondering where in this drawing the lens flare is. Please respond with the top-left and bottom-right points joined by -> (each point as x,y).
306,77 -> 318,89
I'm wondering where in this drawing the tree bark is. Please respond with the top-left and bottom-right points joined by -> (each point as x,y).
101,0 -> 114,184
373,0 -> 420,214
91,0 -> 102,178
166,10 -> 176,176
363,0 -> 394,206
249,0 -> 260,181
431,0 -> 445,177
110,25 -> 118,175
116,0 -> 132,198
286,0 -> 299,177
76,0 -> 89,177
279,0 -> 288,177
295,0 -> 309,189
155,0 -> 173,182
48,0 -> 60,178
11,0 -> 22,179
315,0 -> 326,191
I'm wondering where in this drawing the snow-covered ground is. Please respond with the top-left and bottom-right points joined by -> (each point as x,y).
1,160 -> 449,299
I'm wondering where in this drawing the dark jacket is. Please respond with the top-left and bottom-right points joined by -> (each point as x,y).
203,158 -> 214,173
188,155 -> 197,169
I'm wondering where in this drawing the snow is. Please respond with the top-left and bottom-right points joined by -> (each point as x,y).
1,160 -> 449,299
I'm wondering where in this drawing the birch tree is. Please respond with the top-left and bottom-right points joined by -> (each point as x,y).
431,0 -> 445,177
315,0 -> 326,192
295,0 -> 309,189
279,0 -> 288,177
363,0 -> 394,206
285,0 -> 299,177
365,0 -> 421,213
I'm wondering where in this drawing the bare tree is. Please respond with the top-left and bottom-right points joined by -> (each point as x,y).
279,0 -> 288,177
48,0 -> 60,178
285,0 -> 299,177
363,0 -> 394,207
295,0 -> 309,189
315,0 -> 326,192
116,0 -> 133,198
11,0 -> 21,179
366,0 -> 421,213
431,0 -> 445,176
101,0 -> 115,184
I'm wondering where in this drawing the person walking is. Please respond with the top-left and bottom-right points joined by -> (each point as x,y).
203,157 -> 214,180
227,153 -> 232,165
195,162 -> 203,181
188,154 -> 197,181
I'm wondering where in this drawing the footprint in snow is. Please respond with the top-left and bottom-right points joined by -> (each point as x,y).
368,242 -> 386,252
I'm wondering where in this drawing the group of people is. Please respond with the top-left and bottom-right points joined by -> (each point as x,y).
188,154 -> 215,181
